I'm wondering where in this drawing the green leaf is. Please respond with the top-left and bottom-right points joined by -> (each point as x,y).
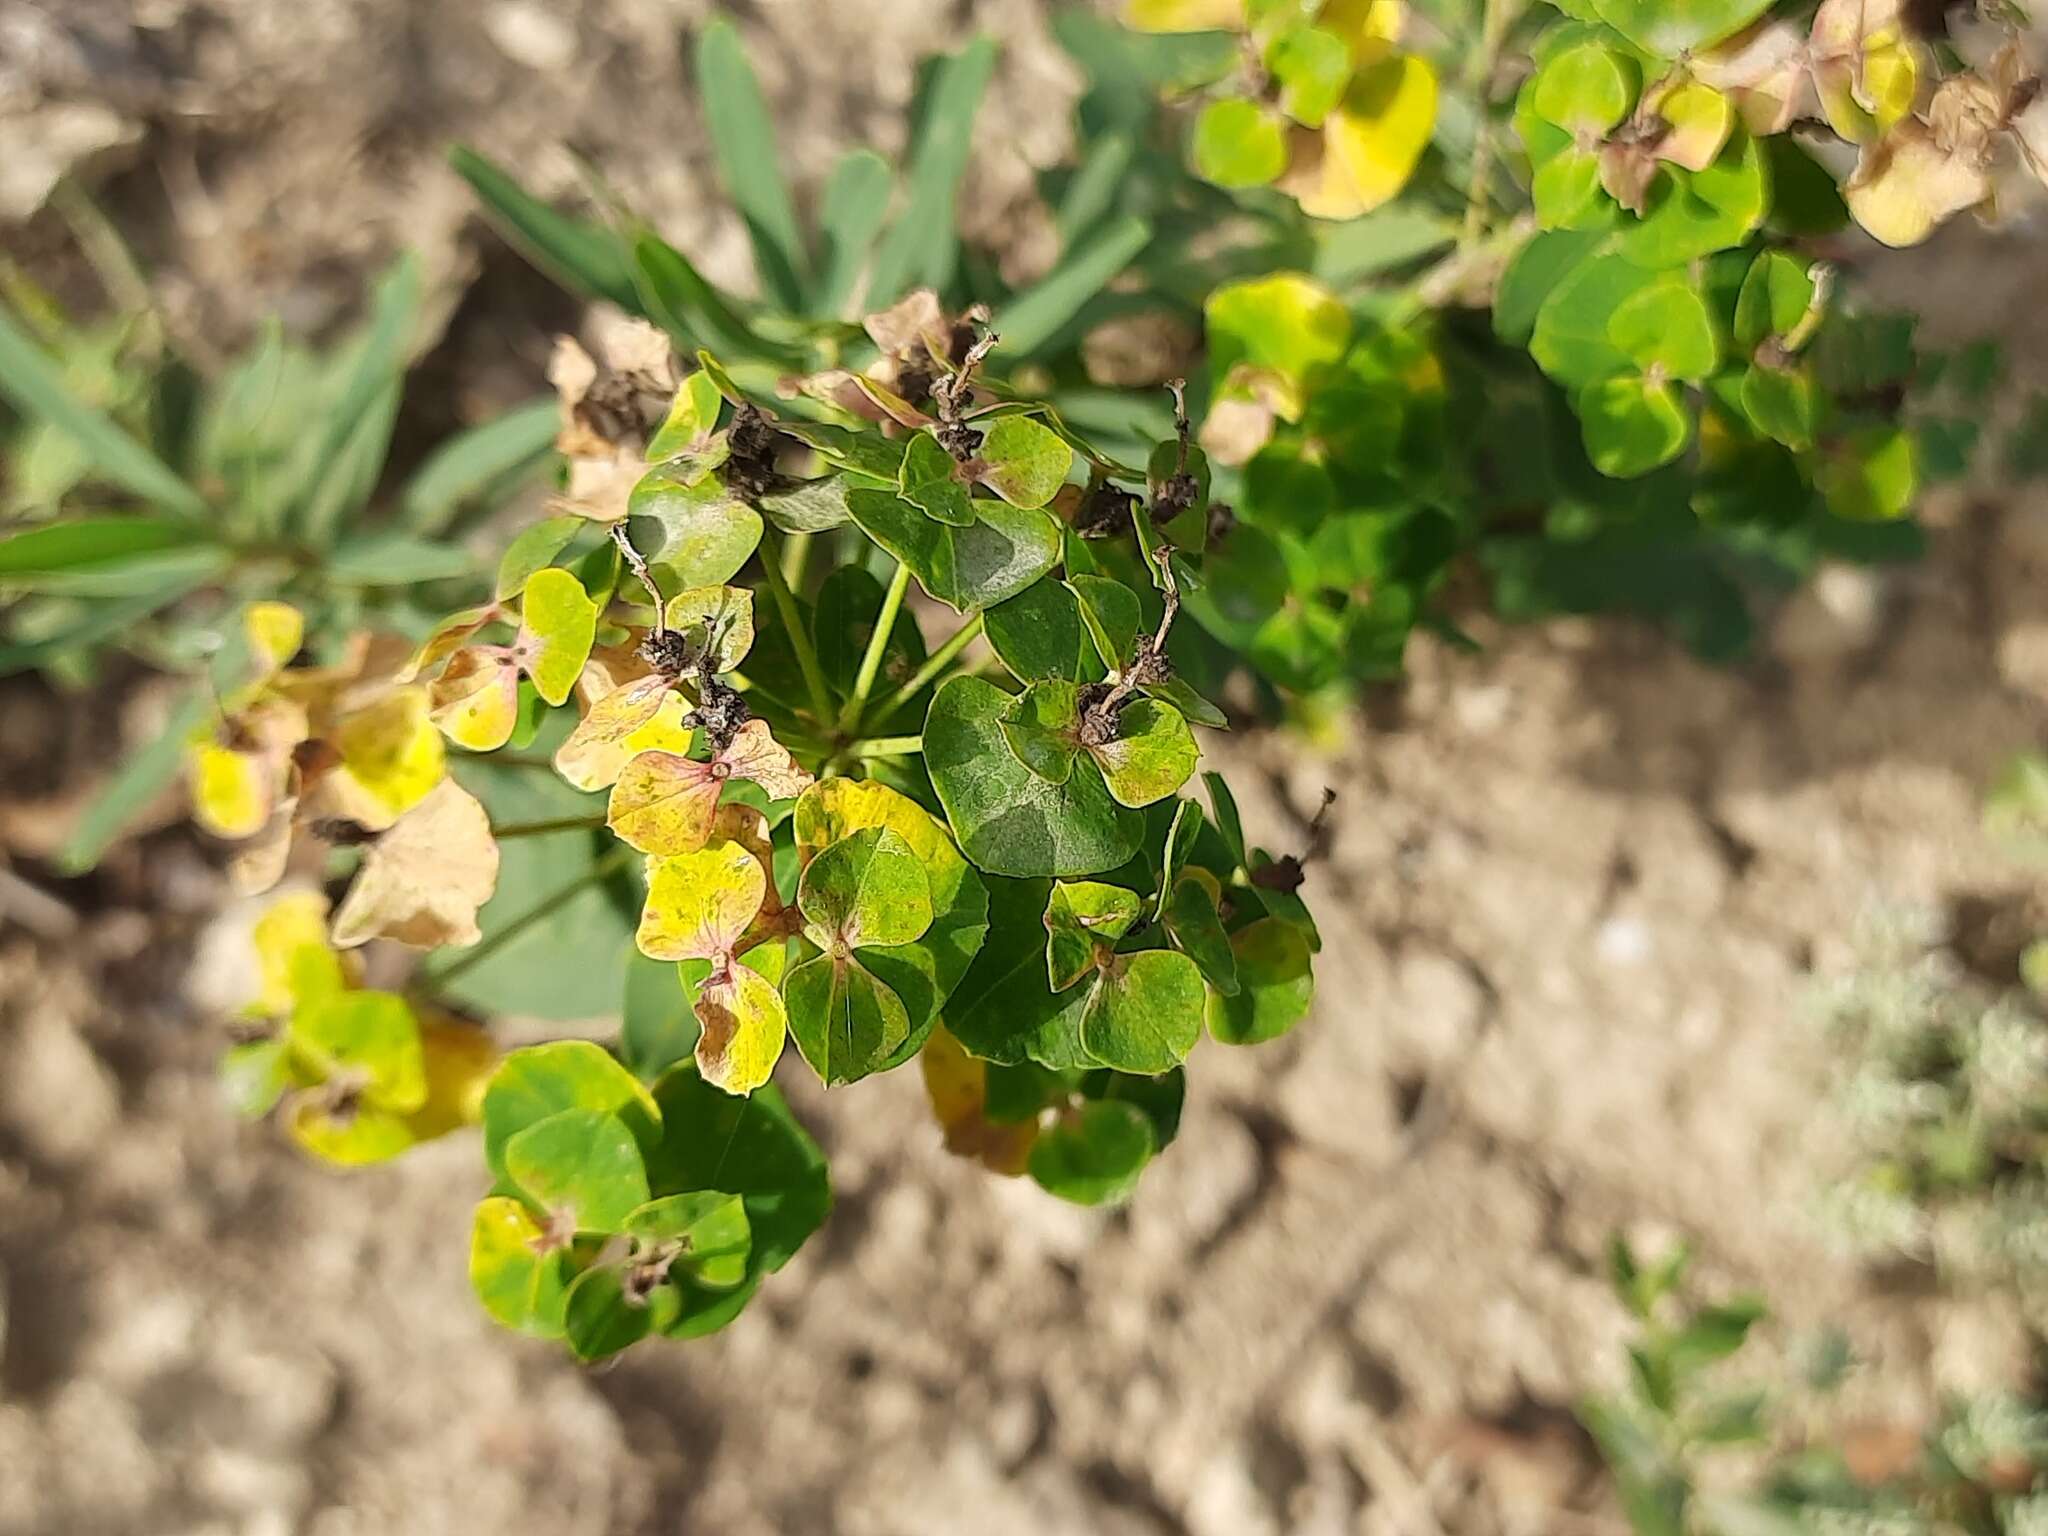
1164,875 -> 1240,994
1578,373 -> 1692,478
504,1107 -> 652,1234
627,465 -> 764,589
1089,698 -> 1199,809
1531,253 -> 1658,388
1608,280 -> 1719,381
0,302 -> 210,521
562,1264 -> 679,1361
1667,1296 -> 1766,1373
220,1038 -> 295,1119
784,951 -> 913,1086
977,416 -> 1073,509
450,147 -> 641,311
1614,130 -> 1767,268
694,18 -> 807,311
1494,228 -> 1610,345
1818,427 -> 1916,522
287,254 -> 421,542
326,532 -> 476,586
814,149 -> 894,317
1028,1099 -> 1155,1206
1267,25 -> 1352,127
1733,251 -> 1815,351
1045,880 -> 1143,990
621,950 -> 702,1083
847,486 -> 1060,614
645,372 -> 725,462
757,473 -> 855,534
288,990 -> 426,1112
1740,365 -> 1818,451
900,429 -> 976,526
402,398 -> 559,534
624,1191 -> 752,1290
480,1039 -> 662,1183
0,517 -> 212,582
925,675 -> 1142,877
1312,208 -> 1457,285
864,37 -> 998,306
992,215 -> 1153,357
1532,150 -> 1609,229
644,1069 -> 831,1332
1083,948 -> 1205,1073
1530,41 -> 1635,135
1001,680 -> 1083,785
1193,98 -> 1290,187
1206,272 -> 1351,387
790,779 -> 990,1054
1207,917 -> 1315,1043
799,826 -> 934,948
469,1196 -> 574,1338
631,236 -> 805,369
494,515 -> 584,602
985,576 -> 1099,684
1590,0 -> 1775,56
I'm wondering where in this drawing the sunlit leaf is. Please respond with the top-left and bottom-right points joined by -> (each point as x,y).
505,1106 -> 651,1234
1028,1098 -> 1154,1205
288,989 -> 427,1113
638,837 -> 770,963
1207,916 -> 1315,1043
624,1191 -> 752,1290
798,827 -> 934,949
331,779 -> 500,949
1194,98 -> 1290,187
481,1039 -> 662,1182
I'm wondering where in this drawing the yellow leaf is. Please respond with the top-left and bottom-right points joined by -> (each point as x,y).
517,567 -> 600,707
1693,19 -> 1813,134
244,602 -> 305,680
637,837 -> 769,963
719,719 -> 814,801
620,690 -> 697,759
403,1012 -> 500,1140
331,779 -> 501,949
329,686 -> 446,827
694,963 -> 787,1096
554,674 -> 673,791
1653,82 -> 1735,172
400,605 -> 497,683
428,648 -> 521,752
1320,52 -> 1438,215
608,750 -> 722,856
286,1093 -> 417,1166
190,742 -> 274,840
248,889 -> 344,1018
1320,0 -> 1406,60
1124,0 -> 1242,31
1846,120 -> 1991,246
920,1025 -> 1038,1176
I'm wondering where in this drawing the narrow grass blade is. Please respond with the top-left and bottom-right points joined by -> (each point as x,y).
695,18 -> 808,311
813,149 -> 894,318
994,215 -> 1151,358
401,397 -> 560,533
56,685 -> 212,872
0,301 -> 209,522
1054,132 -> 1135,248
285,255 -> 419,543
863,37 -> 998,308
630,235 -> 807,370
450,146 -> 642,313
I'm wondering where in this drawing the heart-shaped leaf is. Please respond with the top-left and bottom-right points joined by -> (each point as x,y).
1530,41 -> 1636,135
1089,698 -> 1199,809
289,990 -> 426,1113
693,960 -> 788,1096
626,466 -> 763,589
553,675 -> 675,791
430,648 -> 521,751
637,837 -> 769,963
1609,279 -> 1720,381
1194,98 -> 1291,186
1000,681 -> 1084,785
1081,948 -> 1205,1073
1591,0 -> 1776,56
662,585 -> 756,672
899,429 -> 976,526
985,577 -> 1101,684
624,1191 -> 752,1290
798,826 -> 934,949
848,487 -> 1061,613
1207,917 -> 1316,1043
976,417 -> 1074,510
1164,875 -> 1240,994
481,1039 -> 662,1182
504,1106 -> 652,1234
332,778 -> 500,949
516,567 -> 600,706
925,676 -> 1142,878
1267,24 -> 1352,127
562,1264 -> 680,1362
1044,880 -> 1144,990
783,950 -> 913,1086
920,1025 -> 1040,1175
469,1195 -> 575,1338
1027,1098 -> 1155,1206
1578,372 -> 1693,478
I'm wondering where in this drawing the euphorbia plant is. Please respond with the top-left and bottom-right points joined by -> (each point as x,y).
201,315 -> 1320,1360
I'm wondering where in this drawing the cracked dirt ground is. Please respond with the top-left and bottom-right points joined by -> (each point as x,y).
4,2 -> 2048,1533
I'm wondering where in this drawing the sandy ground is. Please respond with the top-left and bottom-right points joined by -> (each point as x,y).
4,2 -> 2048,1533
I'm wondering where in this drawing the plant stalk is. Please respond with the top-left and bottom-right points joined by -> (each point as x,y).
871,611 -> 984,728
489,813 -> 609,839
839,561 -> 912,734
424,842 -> 634,989
757,528 -> 836,728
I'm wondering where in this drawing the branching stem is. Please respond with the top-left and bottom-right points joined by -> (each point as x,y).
757,528 -> 835,727
424,842 -> 634,990
871,611 -> 984,728
839,561 -> 911,734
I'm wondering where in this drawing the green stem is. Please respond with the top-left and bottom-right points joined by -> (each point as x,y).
1458,0 -> 1522,252
424,843 -> 633,990
780,530 -> 813,590
871,611 -> 984,728
849,735 -> 922,759
839,561 -> 912,734
757,528 -> 836,728
490,813 -> 609,839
